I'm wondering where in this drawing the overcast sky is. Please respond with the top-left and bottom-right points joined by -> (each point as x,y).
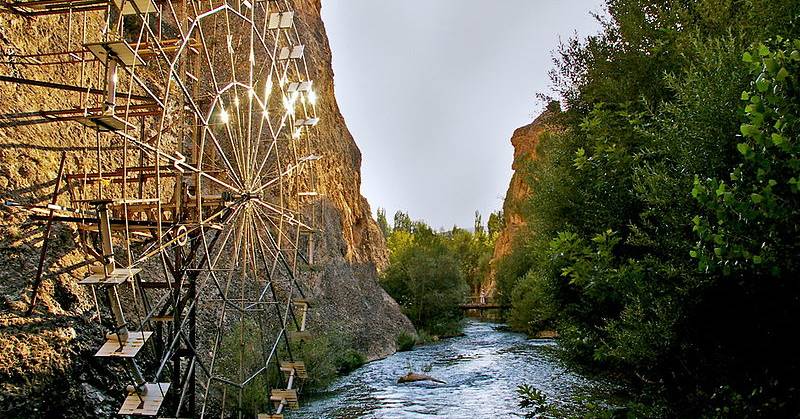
322,1 -> 605,229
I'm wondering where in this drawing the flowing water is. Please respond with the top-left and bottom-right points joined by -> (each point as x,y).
289,320 -> 622,418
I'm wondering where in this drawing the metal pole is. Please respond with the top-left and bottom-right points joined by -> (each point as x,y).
96,201 -> 129,342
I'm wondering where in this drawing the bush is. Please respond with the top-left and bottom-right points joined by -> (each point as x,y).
290,329 -> 366,391
335,349 -> 366,374
289,334 -> 338,392
415,329 -> 436,344
516,384 -> 549,418
215,319 -> 277,415
395,332 -> 415,352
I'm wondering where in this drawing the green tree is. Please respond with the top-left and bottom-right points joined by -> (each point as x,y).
381,223 -> 467,335
498,0 -> 800,415
473,210 -> 484,238
445,226 -> 492,296
487,210 -> 504,237
376,207 -> 391,238
393,210 -> 413,233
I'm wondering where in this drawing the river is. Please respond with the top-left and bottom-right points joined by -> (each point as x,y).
288,320 -> 622,418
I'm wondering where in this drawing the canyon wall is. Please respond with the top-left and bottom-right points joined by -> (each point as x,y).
0,0 -> 411,416
486,108 -> 558,295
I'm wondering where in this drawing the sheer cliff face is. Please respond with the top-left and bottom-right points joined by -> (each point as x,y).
294,0 -> 390,270
0,1 -> 410,416
291,0 -> 413,360
487,111 -> 556,294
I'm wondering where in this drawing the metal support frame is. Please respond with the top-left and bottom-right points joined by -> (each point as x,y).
2,0 -> 322,415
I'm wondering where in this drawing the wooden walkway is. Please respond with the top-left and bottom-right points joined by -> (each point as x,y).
459,296 -> 510,311
459,303 -> 510,310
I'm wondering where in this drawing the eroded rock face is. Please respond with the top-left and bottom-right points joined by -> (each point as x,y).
0,1 -> 411,416
291,0 -> 412,356
485,110 -> 559,294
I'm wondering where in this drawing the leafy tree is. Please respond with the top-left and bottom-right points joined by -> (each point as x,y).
445,226 -> 494,295
393,210 -> 413,233
376,207 -> 392,238
693,38 -> 800,278
381,223 -> 467,335
380,212 -> 498,336
487,210 -> 504,237
473,210 -> 484,237
688,38 -> 800,415
497,0 -> 800,415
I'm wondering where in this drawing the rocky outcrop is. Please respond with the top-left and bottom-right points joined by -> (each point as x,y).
291,1 -> 412,356
486,109 -> 559,294
0,1 -> 411,416
293,0 -> 391,271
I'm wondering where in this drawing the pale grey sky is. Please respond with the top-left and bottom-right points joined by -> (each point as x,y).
322,1 -> 605,229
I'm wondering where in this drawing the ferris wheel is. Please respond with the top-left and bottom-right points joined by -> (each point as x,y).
1,0 -> 320,416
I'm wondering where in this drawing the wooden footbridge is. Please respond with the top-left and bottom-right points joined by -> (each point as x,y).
1,0 -> 322,417
460,295 -> 511,315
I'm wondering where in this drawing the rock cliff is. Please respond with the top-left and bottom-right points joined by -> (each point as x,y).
0,0 -> 412,416
486,109 -> 558,294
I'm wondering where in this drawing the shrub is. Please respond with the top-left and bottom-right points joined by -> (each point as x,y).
395,332 -> 415,352
289,334 -> 338,392
335,349 -> 366,374
290,329 -> 365,391
215,319 -> 275,415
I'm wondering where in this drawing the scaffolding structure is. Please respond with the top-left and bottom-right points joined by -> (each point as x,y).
1,0 -> 321,416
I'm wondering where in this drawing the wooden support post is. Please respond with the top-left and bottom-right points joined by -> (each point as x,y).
96,201 -> 116,275
27,153 -> 66,315
307,234 -> 314,265
94,200 -> 130,342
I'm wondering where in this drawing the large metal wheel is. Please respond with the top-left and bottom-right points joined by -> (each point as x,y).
1,0 -> 320,416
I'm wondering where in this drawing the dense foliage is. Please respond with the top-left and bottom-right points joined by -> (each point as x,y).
496,0 -> 800,415
378,210 -> 496,337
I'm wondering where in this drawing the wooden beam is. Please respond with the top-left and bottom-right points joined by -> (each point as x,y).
0,75 -> 153,101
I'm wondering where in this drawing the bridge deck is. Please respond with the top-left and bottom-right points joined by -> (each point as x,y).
459,303 -> 510,310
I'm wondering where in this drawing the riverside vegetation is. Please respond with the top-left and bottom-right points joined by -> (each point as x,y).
215,320 -> 367,416
211,209 -> 500,413
492,0 -> 800,416
377,209 -> 501,341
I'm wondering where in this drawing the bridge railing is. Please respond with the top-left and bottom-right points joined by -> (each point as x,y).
464,294 -> 492,304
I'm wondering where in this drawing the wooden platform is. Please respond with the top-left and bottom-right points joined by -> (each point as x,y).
112,0 -> 156,15
118,383 -> 170,416
95,331 -> 152,358
459,303 -> 510,310
287,81 -> 312,93
0,0 -> 107,16
294,117 -> 319,127
85,41 -> 146,67
270,389 -> 298,409
257,414 -> 283,419
75,113 -> 136,132
268,11 -> 293,29
280,361 -> 308,379
278,45 -> 304,61
79,268 -> 141,285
